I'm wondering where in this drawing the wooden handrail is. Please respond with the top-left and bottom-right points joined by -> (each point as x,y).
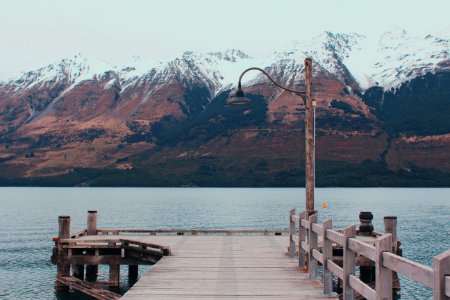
383,252 -> 433,287
96,229 -> 288,235
288,208 -> 450,300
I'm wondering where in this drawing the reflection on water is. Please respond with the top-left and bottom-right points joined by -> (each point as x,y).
0,187 -> 448,299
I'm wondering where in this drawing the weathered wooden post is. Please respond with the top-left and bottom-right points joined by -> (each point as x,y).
72,265 -> 84,280
87,210 -> 97,235
343,224 -> 356,300
384,216 -> 397,251
109,264 -> 120,286
322,219 -> 333,294
86,210 -> 98,281
304,58 -> 316,217
384,216 -> 399,292
308,214 -> 318,278
129,265 -> 139,283
360,212 -> 375,283
375,234 -> 393,300
55,216 -> 71,292
432,249 -> 450,300
298,211 -> 307,267
289,208 -> 296,257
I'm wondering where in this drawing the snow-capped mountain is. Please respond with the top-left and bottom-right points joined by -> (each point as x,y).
346,27 -> 449,89
1,29 -> 450,180
1,29 -> 447,101
0,29 -> 448,133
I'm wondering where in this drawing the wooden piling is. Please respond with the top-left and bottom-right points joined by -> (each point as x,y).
128,265 -> 139,282
86,210 -> 98,281
109,264 -> 120,285
72,264 -> 84,280
55,216 -> 71,292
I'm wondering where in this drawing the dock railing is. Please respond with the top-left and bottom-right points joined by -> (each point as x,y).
288,208 -> 450,300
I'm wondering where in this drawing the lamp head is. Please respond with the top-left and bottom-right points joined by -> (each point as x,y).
227,87 -> 252,106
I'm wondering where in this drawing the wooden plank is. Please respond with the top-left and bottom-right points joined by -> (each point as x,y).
97,229 -> 288,235
327,259 -> 343,279
383,252 -> 433,287
326,229 -> 343,245
348,238 -> 376,261
300,219 -> 310,229
312,249 -> 323,264
349,274 -> 376,300
311,223 -> 322,235
57,276 -> 120,300
301,241 -> 310,252
118,235 -> 337,300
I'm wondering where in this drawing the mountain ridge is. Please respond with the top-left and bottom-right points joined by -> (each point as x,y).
0,29 -> 449,185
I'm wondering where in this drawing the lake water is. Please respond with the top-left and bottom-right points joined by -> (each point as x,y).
0,188 -> 448,299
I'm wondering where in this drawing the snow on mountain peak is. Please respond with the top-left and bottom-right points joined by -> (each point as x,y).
1,53 -> 114,94
1,29 -> 448,98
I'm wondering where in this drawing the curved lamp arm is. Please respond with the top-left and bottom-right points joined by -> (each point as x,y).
238,67 -> 306,99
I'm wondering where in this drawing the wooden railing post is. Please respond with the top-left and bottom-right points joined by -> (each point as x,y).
432,249 -> 450,300
87,210 -> 97,235
308,214 -> 318,278
375,234 -> 393,300
298,211 -> 307,267
343,224 -> 356,300
86,210 -> 98,281
322,219 -> 333,294
55,216 -> 71,291
289,208 -> 296,257
384,216 -> 397,252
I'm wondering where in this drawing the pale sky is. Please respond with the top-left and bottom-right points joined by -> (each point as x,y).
0,0 -> 449,78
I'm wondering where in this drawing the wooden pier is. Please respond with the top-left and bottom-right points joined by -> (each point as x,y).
52,210 -> 450,300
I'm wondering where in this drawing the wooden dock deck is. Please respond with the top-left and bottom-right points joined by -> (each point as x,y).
52,210 -> 450,300
122,235 -> 334,299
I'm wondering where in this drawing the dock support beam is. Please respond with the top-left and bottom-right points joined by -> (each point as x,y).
72,264 -> 84,280
86,210 -> 98,281
55,216 -> 71,292
109,264 -> 120,286
129,265 -> 139,283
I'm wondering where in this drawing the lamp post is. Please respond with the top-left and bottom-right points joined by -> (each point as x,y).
228,58 -> 316,216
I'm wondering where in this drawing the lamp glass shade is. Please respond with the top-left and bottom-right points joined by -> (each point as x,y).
227,88 -> 252,106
